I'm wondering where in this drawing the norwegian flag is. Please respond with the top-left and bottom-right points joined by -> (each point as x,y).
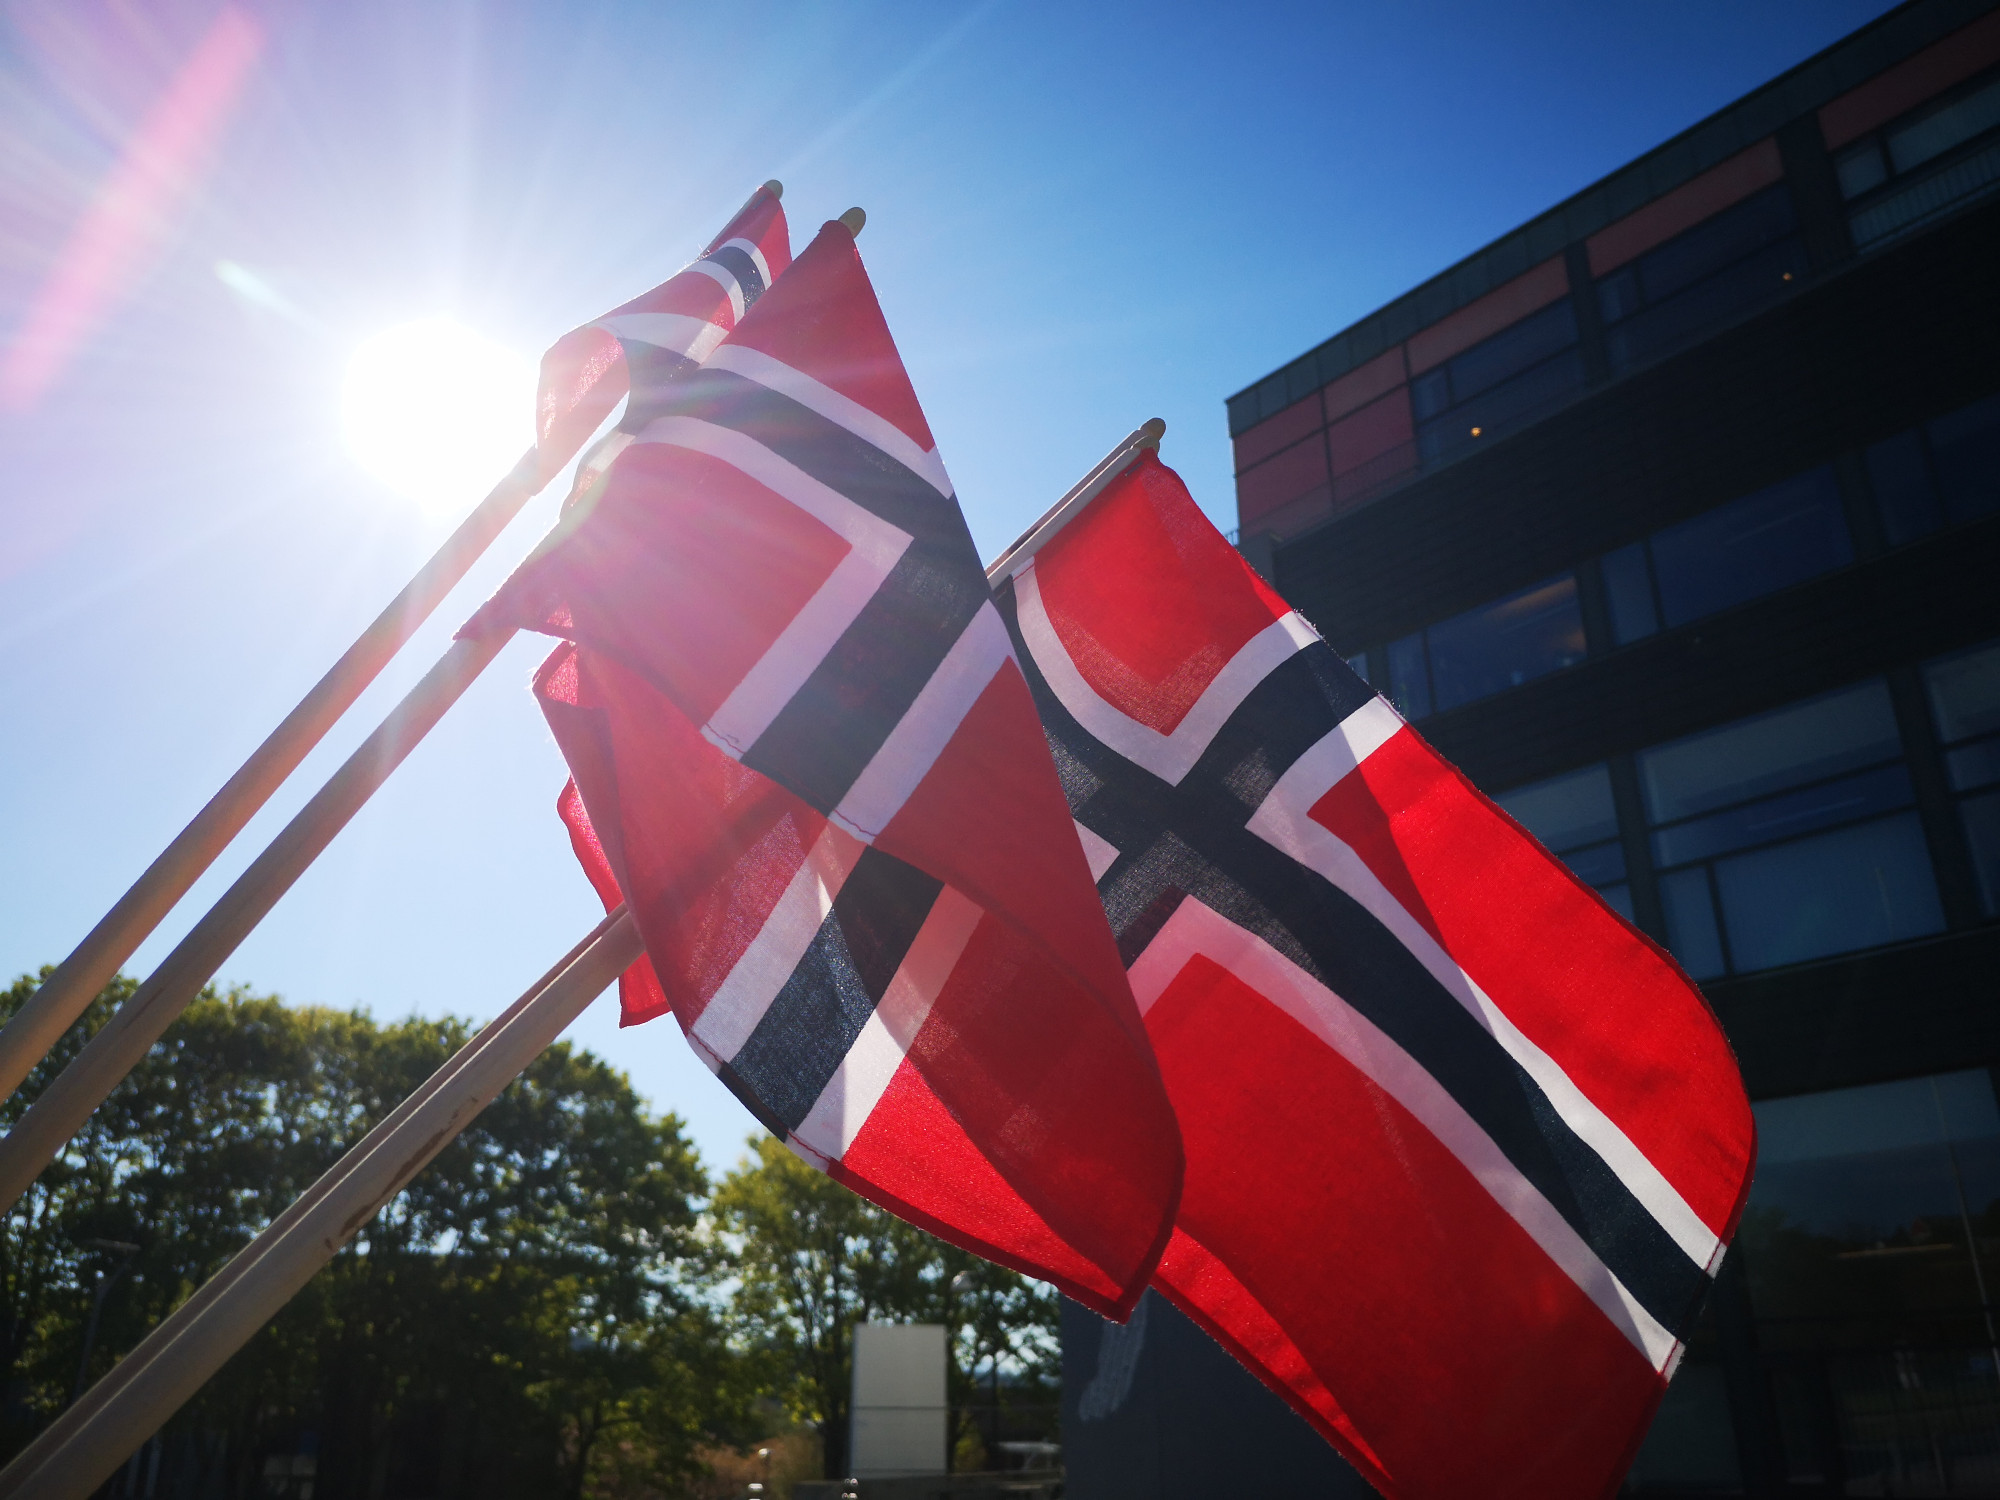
988,452 -> 1757,1499
492,219 -> 1183,1315
529,182 -> 789,486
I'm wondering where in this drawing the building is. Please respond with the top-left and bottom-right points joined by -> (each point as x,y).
1064,1 -> 2000,1493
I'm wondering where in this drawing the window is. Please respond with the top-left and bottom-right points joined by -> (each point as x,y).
1865,391 -> 2000,546
1599,467 -> 1852,646
1835,66 -> 2000,251
1385,574 -> 1586,719
1738,1071 -> 2000,1489
1597,185 -> 1803,374
1410,300 -> 1584,466
1926,638 -> 2000,918
1344,651 -> 1371,685
1492,764 -> 1633,922
1637,682 -> 1943,978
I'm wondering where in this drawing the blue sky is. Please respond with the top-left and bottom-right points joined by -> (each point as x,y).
0,0 -> 1896,1178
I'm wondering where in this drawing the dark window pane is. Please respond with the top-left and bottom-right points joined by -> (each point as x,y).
1386,632 -> 1430,720
1625,1363 -> 1742,1490
1427,574 -> 1586,713
1836,139 -> 1890,199
1410,367 -> 1451,422
1928,391 -> 2000,526
1660,867 -> 1726,979
1597,882 -> 1636,925
1345,650 -> 1371,685
1605,236 -> 1804,373
1924,640 -> 2000,743
1865,428 -> 1944,546
1494,763 -> 1618,851
1649,468 -> 1852,627
1714,812 -> 1943,972
1597,266 -> 1641,324
1963,789 -> 2000,918
1849,136 -> 2000,250
1885,70 -> 2000,176
1444,299 -> 1578,405
1946,738 -> 2000,793
1639,681 -> 1902,824
1417,349 -> 1587,464
1601,542 -> 1660,644
1564,841 -> 1628,887
1652,764 -> 1915,867
1742,1071 -> 2000,1331
1633,185 -> 1797,307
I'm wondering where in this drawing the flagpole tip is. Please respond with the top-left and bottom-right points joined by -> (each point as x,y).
1138,417 -> 1166,448
765,180 -> 783,199
838,206 -> 867,237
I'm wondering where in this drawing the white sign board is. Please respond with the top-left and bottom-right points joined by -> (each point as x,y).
850,1322 -> 947,1478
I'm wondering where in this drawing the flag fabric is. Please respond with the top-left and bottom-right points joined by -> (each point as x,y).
988,451 -> 1757,1499
529,183 -> 789,487
492,219 -> 1183,1317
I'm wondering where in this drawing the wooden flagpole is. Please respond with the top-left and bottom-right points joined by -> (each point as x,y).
0,452 -> 546,1111
0,908 -> 642,1500
7,389 -> 1128,1500
0,178 -> 792,1112
984,417 -> 1164,584
0,626 -> 515,1216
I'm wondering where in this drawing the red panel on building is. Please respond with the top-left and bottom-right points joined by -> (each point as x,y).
1406,257 -> 1570,375
1236,435 -> 1330,530
1585,138 -> 1786,277
1326,387 -> 1414,479
1232,391 -> 1324,473
1819,8 -> 2000,148
1322,348 -> 1407,424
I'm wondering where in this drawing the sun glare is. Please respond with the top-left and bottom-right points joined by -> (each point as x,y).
341,318 -> 535,514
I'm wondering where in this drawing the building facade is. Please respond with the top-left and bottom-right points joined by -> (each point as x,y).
1064,1 -> 2000,1494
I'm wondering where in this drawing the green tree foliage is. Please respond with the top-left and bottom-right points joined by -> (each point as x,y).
708,1137 -> 1058,1479
0,969 -> 751,1498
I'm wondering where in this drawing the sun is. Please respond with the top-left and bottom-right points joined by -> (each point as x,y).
341,318 -> 535,515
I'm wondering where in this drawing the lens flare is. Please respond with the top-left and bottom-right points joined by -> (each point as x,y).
340,319 -> 535,515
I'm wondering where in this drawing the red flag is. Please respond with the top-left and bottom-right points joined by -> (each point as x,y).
531,183 -> 789,486
990,452 -> 1757,1498
499,221 -> 1182,1316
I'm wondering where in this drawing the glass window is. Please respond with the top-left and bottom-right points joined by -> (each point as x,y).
1386,632 -> 1430,720
1493,764 -> 1629,908
1659,867 -> 1726,980
1835,138 -> 1890,199
1600,542 -> 1659,645
1866,393 -> 2000,545
1640,683 -> 1903,824
1637,683 -> 1942,976
1926,638 -> 2000,918
1841,68 -> 2000,251
1742,1070 -> 2000,1491
1412,302 -> 1584,465
1963,790 -> 2000,919
1712,814 -> 1942,971
1928,390 -> 2000,527
1344,650 -> 1371,686
1426,575 -> 1585,713
1884,69 -> 2000,177
1598,185 -> 1802,373
1647,468 -> 1852,627
1866,427 -> 1945,546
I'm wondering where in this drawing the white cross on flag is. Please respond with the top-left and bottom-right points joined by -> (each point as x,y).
988,451 -> 1757,1500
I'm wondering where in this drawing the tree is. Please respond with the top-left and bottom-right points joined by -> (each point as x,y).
708,1136 -> 1059,1480
0,969 -> 748,1498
